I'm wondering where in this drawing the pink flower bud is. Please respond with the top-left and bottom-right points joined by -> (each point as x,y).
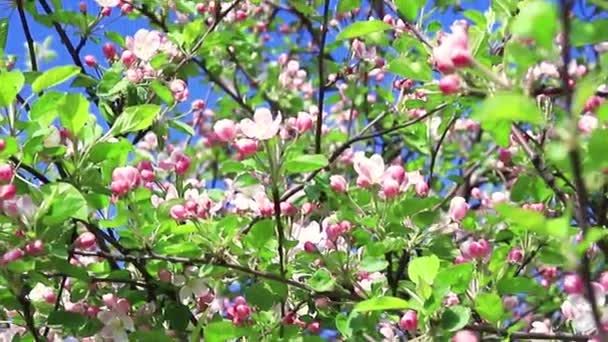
170,204 -> 188,221
102,43 -> 116,60
213,119 -> 238,142
564,274 -> 583,294
43,291 -> 57,304
76,232 -> 96,250
126,68 -> 143,83
599,272 -> 608,290
158,269 -> 172,282
399,310 -> 417,331
302,202 -> 316,215
356,176 -> 372,188
0,139 -> 6,152
234,304 -> 251,319
295,112 -> 314,133
115,298 -> 130,315
307,322 -> 321,334
196,3 -> 207,14
191,99 -> 205,111
101,7 -> 111,16
451,48 -> 472,67
439,75 -> 461,95
120,3 -> 133,14
279,202 -> 296,216
498,148 -> 511,163
174,154 -> 191,176
79,1 -> 87,13
170,79 -> 189,103
121,50 -> 136,66
415,181 -> 429,197
2,248 -> 24,264
102,293 -> 117,308
448,196 -> 469,221
0,164 -> 13,183
25,240 -> 44,256
507,247 -> 523,264
381,177 -> 400,198
444,293 -> 460,306
330,175 -> 347,193
578,114 -> 598,134
503,295 -> 518,310
85,305 -> 100,318
584,96 -> 603,113
0,184 -> 16,200
84,55 -> 97,67
234,138 -> 258,158
452,330 -> 479,342
385,165 -> 406,184
304,241 -> 317,253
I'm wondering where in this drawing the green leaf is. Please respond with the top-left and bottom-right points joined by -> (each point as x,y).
511,1 -> 557,49
244,219 -> 274,248
497,277 -> 543,295
308,268 -> 336,292
335,312 -> 354,338
204,321 -> 250,342
441,306 -> 471,332
41,182 -> 88,225
360,257 -> 389,272
58,93 -> 89,135
165,303 -> 193,331
408,255 -> 440,285
337,0 -> 361,13
353,296 -> 409,312
284,154 -> 329,174
0,71 -> 25,107
387,57 -> 432,81
32,65 -> 80,93
395,0 -> 424,21
112,104 -> 161,135
435,263 -> 473,294
150,80 -> 175,105
30,91 -> 62,126
0,18 -> 8,50
336,20 -> 392,40
168,120 -> 195,136
47,311 -> 87,330
474,293 -> 504,323
571,19 -> 608,47
473,92 -> 544,125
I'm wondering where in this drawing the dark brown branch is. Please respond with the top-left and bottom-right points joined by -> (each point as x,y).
16,0 -> 38,72
428,114 -> 458,186
314,0 -> 331,154
559,0 -> 606,338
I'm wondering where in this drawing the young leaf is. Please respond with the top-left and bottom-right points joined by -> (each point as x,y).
441,306 -> 471,331
353,296 -> 410,312
408,254 -> 440,285
0,71 -> 25,107
284,154 -> 329,174
308,268 -> 336,292
58,93 -> 90,135
387,57 -> 432,81
474,293 -> 504,323
336,20 -> 392,40
32,65 -> 81,93
395,0 -> 423,21
112,104 -> 161,135
511,1 -> 557,49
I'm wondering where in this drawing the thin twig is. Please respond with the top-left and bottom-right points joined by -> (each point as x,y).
428,114 -> 458,186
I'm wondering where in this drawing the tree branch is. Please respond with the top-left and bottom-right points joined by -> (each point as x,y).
466,324 -> 591,341
314,0 -> 331,154
16,0 -> 38,72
